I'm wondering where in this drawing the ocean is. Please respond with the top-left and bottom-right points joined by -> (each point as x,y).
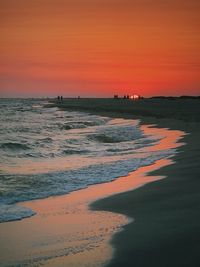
0,98 -> 174,223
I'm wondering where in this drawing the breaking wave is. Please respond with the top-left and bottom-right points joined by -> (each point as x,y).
0,99 -> 176,223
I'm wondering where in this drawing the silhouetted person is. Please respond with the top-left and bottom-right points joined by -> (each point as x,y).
57,96 -> 60,101
127,95 -> 129,99
61,96 -> 63,101
124,95 -> 127,99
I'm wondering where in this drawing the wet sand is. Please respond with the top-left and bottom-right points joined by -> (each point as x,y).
0,120 -> 184,266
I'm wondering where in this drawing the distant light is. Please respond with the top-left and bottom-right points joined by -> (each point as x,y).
130,94 -> 139,100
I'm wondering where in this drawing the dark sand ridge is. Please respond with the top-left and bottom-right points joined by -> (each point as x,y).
51,98 -> 200,267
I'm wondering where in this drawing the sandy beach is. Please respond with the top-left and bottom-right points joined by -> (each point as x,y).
0,98 -> 199,266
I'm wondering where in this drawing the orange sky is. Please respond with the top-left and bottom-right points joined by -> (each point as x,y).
0,0 -> 200,97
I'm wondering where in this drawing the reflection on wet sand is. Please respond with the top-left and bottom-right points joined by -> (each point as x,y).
0,126 -> 184,267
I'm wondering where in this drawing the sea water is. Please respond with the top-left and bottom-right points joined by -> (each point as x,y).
0,99 -> 173,223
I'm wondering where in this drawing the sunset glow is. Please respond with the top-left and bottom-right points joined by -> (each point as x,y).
0,0 -> 200,97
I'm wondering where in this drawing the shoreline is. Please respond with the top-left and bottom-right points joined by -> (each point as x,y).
0,110 -> 185,266
51,98 -> 200,266
93,131 -> 200,267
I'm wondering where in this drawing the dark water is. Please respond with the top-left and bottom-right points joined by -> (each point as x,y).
0,99 -> 173,222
